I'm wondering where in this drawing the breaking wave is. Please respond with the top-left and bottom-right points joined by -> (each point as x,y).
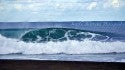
20,28 -> 118,42
0,33 -> 125,54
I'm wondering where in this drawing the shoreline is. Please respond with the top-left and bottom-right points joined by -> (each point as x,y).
0,59 -> 125,70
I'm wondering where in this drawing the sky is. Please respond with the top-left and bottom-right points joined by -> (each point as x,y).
0,0 -> 125,22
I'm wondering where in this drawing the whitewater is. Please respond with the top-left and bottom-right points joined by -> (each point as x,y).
0,33 -> 125,54
0,21 -> 125,62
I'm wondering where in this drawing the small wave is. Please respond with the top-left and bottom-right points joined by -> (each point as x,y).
0,34 -> 125,54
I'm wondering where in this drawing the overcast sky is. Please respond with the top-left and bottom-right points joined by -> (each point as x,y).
0,0 -> 125,22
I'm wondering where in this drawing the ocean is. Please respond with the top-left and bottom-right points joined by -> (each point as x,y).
0,21 -> 125,62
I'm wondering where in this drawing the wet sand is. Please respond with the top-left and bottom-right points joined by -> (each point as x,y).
0,59 -> 125,70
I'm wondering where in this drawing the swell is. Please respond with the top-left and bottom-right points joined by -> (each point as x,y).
0,29 -> 30,39
0,21 -> 125,35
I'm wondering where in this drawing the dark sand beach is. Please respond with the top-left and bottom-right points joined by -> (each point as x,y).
0,60 -> 125,70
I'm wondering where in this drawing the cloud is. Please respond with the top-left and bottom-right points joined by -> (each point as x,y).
13,2 -> 43,13
12,0 -> 80,12
103,0 -> 121,8
111,0 -> 120,7
0,0 -> 125,21
0,3 -> 5,10
14,4 -> 23,11
15,0 -> 36,3
87,2 -> 97,10
0,0 -> 124,13
27,3 -> 43,11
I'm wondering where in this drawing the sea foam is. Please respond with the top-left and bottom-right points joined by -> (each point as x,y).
0,34 -> 125,54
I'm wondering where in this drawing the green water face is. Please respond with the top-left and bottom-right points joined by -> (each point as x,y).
20,28 -> 111,43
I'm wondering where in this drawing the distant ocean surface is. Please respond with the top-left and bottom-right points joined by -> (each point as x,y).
0,21 -> 125,62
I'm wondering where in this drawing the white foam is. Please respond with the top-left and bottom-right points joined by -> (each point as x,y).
0,34 -> 125,54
